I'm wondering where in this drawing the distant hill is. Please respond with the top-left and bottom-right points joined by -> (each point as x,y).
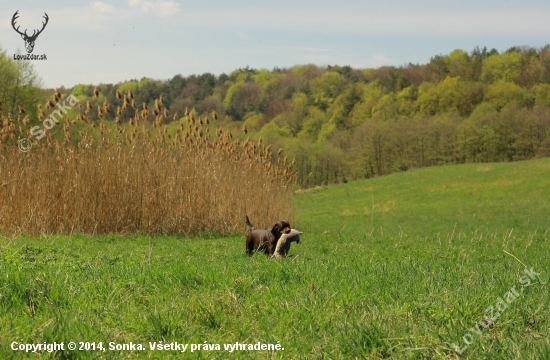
295,157 -> 550,237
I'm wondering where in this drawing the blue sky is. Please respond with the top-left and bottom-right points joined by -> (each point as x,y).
1,0 -> 549,88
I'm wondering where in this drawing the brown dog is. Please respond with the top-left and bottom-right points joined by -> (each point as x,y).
245,215 -> 291,255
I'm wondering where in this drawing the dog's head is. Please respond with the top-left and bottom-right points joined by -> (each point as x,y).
271,220 -> 291,239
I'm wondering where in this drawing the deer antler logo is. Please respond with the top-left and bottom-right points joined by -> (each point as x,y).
12,11 -> 49,54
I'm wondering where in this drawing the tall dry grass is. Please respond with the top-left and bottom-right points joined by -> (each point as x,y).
0,92 -> 294,235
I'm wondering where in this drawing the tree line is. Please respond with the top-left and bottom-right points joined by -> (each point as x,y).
4,44 -> 550,186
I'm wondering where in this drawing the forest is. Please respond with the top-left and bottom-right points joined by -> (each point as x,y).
2,45 -> 550,187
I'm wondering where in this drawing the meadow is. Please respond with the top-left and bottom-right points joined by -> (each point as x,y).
1,158 -> 548,359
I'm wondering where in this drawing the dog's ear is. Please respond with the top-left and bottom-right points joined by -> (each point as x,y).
271,223 -> 281,236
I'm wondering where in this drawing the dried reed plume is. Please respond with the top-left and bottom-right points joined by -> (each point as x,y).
0,93 -> 294,236
54,89 -> 61,103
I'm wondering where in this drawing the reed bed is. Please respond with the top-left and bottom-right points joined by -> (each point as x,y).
0,91 -> 294,235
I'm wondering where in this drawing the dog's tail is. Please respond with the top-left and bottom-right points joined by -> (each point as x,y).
245,214 -> 255,231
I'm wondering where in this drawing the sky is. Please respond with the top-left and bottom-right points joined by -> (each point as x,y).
1,0 -> 549,89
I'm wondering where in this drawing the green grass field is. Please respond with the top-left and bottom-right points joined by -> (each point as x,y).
1,159 -> 549,359
295,159 -> 550,238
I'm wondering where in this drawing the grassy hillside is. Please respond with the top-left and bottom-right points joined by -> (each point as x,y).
1,160 -> 548,359
295,157 -> 550,237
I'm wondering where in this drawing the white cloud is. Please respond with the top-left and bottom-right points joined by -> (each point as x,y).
128,0 -> 153,13
93,2 -> 114,13
128,0 -> 180,17
155,0 -> 180,17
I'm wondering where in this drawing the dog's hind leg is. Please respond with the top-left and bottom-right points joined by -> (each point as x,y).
246,236 -> 255,255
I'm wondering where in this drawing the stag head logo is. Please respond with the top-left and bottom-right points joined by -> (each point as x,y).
12,11 -> 49,54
